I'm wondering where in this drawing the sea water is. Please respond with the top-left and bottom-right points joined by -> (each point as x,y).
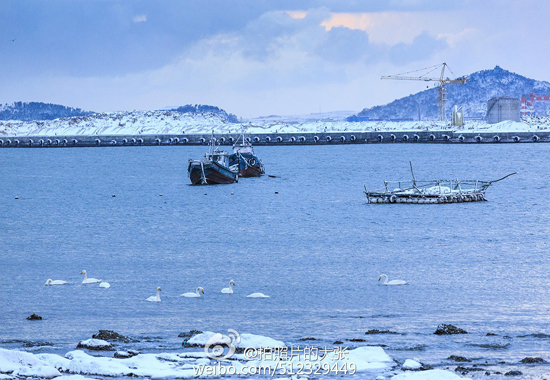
0,143 -> 549,376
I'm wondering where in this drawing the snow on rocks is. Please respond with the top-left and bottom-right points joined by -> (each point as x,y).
346,346 -> 393,371
0,341 -> 462,379
35,353 -> 71,371
392,369 -> 472,380
64,350 -> 133,377
0,348 -> 61,378
76,339 -> 114,351
402,359 -> 422,370
113,350 -> 139,359
187,331 -> 285,348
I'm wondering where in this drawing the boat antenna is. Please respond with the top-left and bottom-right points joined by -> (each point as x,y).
208,130 -> 216,154
409,161 -> 417,187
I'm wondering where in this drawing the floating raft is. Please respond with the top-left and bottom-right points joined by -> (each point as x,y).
364,173 -> 516,204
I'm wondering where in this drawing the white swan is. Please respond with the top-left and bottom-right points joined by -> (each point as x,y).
81,270 -> 101,284
45,279 -> 67,286
221,280 -> 235,294
246,292 -> 270,298
180,287 -> 205,298
378,274 -> 407,286
99,282 -> 110,289
146,287 -> 161,302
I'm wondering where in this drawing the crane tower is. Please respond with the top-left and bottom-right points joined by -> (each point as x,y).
381,63 -> 468,121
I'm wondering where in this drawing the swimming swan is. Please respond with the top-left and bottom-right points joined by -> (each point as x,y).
81,270 -> 101,284
378,274 -> 407,286
221,280 -> 235,294
45,279 -> 67,286
180,287 -> 205,298
146,287 -> 161,302
99,282 -> 110,288
246,292 -> 270,298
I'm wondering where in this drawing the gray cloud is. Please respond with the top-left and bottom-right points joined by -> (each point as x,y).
389,31 -> 448,65
1,0 -> 549,117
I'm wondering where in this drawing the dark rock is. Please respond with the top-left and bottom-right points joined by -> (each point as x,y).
299,337 -> 317,341
178,330 -> 202,338
505,370 -> 523,376
114,350 -> 139,359
27,313 -> 42,320
333,341 -> 343,345
22,341 -> 54,348
455,366 -> 486,374
518,333 -> 550,338
348,338 -> 366,342
92,330 -> 133,343
486,333 -> 498,336
434,324 -> 467,335
485,371 -> 491,375
520,357 -> 546,363
365,329 -> 398,335
448,355 -> 472,362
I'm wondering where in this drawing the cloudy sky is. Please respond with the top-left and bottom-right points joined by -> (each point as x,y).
0,0 -> 548,118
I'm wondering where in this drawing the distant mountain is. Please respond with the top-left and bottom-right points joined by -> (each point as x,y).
0,102 -> 94,121
355,66 -> 550,120
164,104 -> 238,123
0,102 -> 240,123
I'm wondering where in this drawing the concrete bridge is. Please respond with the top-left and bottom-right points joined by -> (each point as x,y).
0,130 -> 549,147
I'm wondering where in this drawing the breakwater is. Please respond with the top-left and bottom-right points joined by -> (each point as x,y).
0,130 -> 549,147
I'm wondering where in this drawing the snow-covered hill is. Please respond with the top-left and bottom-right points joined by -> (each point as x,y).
0,110 -> 239,137
2,108 -> 550,137
356,66 -> 550,120
3,66 -> 550,137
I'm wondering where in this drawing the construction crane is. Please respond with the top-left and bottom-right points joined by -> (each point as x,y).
381,63 -> 468,121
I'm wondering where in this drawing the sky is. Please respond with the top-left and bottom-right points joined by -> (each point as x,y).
1,0 -> 549,118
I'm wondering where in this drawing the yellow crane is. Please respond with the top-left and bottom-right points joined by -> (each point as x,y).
381,63 -> 468,121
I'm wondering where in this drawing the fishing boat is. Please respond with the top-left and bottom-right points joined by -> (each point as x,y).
364,163 -> 516,204
228,133 -> 265,177
188,138 -> 238,185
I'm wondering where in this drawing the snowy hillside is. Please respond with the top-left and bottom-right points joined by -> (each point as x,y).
0,110 -> 239,137
357,66 -> 550,120
2,107 -> 550,137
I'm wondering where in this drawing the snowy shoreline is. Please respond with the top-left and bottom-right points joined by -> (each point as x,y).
1,110 -> 550,138
0,331 -> 472,380
2,329 -> 548,379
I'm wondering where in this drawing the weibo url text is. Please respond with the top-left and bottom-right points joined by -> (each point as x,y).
193,361 -> 357,377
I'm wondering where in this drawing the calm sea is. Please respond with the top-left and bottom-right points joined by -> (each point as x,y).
1,143 -> 549,372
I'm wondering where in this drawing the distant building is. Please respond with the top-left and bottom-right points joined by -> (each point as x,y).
486,97 -> 520,124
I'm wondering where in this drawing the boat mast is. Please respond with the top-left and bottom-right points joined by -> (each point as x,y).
409,161 -> 417,187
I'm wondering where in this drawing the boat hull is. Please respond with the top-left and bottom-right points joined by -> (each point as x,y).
228,153 -> 265,177
188,160 -> 238,185
365,192 -> 487,204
